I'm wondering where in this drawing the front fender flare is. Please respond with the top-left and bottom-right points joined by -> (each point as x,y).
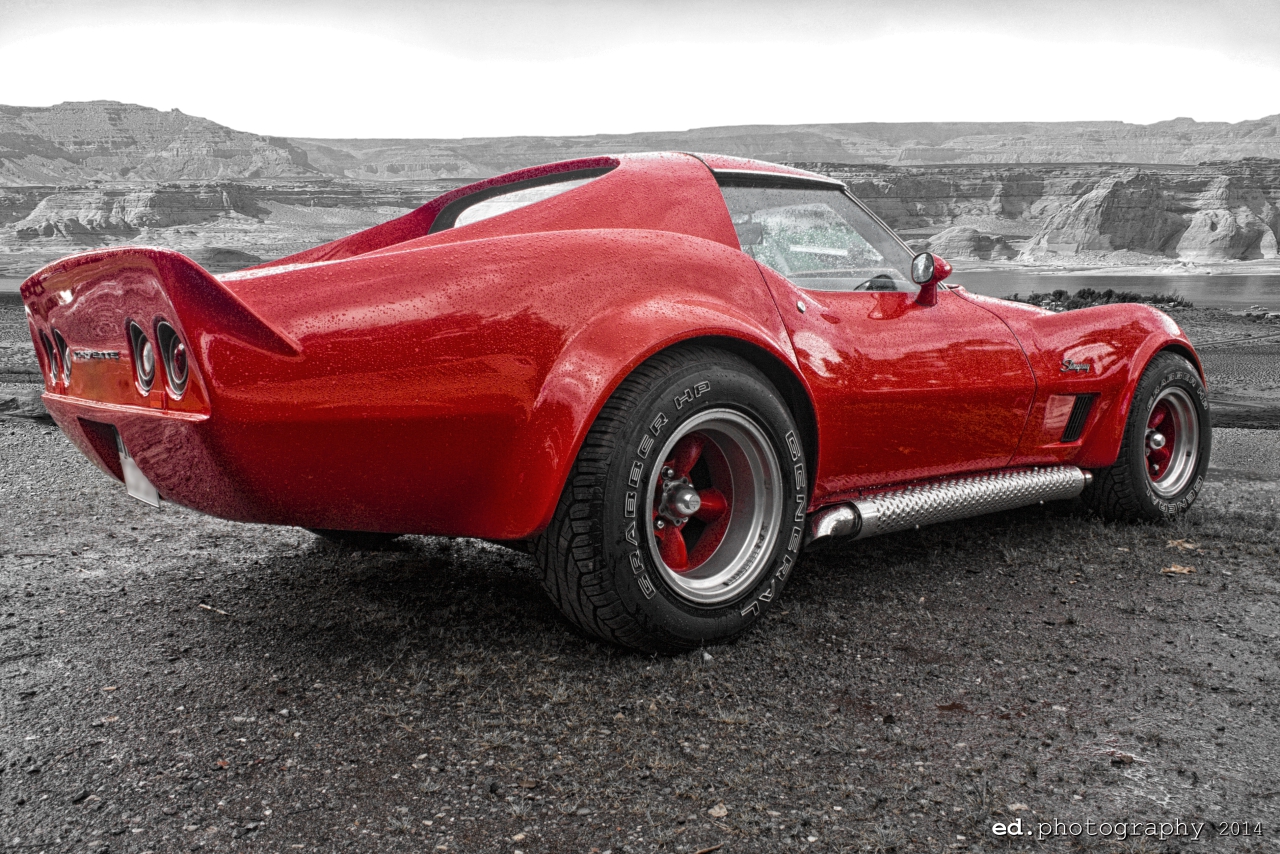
1076,317 -> 1203,469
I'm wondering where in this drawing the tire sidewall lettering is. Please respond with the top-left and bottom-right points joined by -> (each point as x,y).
608,364 -> 806,633
1133,360 -> 1210,519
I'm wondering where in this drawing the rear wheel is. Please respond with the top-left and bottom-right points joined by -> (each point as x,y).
1085,352 -> 1210,521
535,345 -> 808,652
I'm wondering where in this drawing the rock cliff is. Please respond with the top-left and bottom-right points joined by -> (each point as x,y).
13,185 -> 268,242
0,181 -> 442,280
4,102 -> 1280,271
808,160 -> 1280,263
1022,172 -> 1188,256
295,115 -> 1280,179
0,101 -> 316,185
1018,163 -> 1280,262
922,227 -> 1017,261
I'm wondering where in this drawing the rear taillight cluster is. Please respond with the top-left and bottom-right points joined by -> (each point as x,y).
33,315 -> 191,400
127,319 -> 190,399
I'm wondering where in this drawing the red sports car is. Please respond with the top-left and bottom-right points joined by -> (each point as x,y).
21,152 -> 1210,652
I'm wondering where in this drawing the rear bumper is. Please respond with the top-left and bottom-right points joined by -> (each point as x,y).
42,393 -> 264,521
42,392 -> 548,538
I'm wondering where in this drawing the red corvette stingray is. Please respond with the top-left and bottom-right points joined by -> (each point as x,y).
21,152 -> 1209,651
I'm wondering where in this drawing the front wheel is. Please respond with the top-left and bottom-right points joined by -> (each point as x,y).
535,345 -> 808,653
1085,351 -> 1210,521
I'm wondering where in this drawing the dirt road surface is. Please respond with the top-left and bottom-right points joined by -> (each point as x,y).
2,303 -> 1279,853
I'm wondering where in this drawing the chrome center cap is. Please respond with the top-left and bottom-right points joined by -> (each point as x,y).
1146,430 -> 1167,450
669,485 -> 701,517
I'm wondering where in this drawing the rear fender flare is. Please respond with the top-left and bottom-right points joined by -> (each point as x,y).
511,301 -> 810,537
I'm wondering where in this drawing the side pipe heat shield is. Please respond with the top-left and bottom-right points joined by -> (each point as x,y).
807,466 -> 1092,545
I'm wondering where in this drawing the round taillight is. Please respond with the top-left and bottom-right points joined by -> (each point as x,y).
39,330 -> 59,385
172,343 -> 187,382
128,321 -> 155,393
52,329 -> 71,383
156,321 -> 188,397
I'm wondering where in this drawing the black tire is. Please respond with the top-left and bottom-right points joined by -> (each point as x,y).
535,345 -> 808,653
307,529 -> 402,550
1085,351 -> 1210,522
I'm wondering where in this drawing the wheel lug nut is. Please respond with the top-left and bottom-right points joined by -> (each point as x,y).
655,519 -> 665,529
661,466 -> 675,480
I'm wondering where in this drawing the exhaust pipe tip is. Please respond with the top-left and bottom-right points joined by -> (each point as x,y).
806,504 -> 860,546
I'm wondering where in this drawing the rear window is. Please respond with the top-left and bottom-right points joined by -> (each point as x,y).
430,167 -> 613,233
717,174 -> 916,293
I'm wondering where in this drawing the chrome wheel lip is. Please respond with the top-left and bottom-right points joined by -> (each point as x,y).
644,408 -> 783,606
1146,386 -> 1199,498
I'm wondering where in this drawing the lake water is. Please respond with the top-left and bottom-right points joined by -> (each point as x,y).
5,272 -> 1280,311
949,271 -> 1280,311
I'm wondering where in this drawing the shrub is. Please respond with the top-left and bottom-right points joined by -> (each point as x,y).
1008,288 -> 1193,312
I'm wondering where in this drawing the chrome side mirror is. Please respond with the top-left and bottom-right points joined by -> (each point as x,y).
911,252 -> 935,285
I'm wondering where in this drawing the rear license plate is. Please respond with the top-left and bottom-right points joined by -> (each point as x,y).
116,432 -> 159,507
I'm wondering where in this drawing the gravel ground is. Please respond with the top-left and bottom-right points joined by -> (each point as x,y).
3,304 -> 1280,854
1177,308 -> 1280,430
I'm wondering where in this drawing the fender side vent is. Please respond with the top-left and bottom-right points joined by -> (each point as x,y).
1060,394 -> 1097,443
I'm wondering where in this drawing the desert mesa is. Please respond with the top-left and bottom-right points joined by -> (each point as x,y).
2,101 -> 1279,279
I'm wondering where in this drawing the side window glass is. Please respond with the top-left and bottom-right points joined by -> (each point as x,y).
430,166 -> 613,233
455,177 -> 595,227
720,181 -> 916,293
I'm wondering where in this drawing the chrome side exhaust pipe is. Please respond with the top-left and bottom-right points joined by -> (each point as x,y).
807,466 -> 1092,545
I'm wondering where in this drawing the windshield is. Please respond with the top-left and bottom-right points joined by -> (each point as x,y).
718,178 -> 916,293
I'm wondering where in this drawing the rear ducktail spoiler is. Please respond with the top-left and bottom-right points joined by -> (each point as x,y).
22,247 -> 300,359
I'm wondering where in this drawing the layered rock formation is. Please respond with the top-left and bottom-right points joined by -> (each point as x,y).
1174,174 -> 1280,261
1019,164 -> 1280,261
809,160 -> 1280,263
0,181 -> 441,279
923,226 -> 1017,261
295,115 -> 1280,179
3,102 -> 1280,272
0,101 -> 315,185
14,185 -> 267,242
1022,172 -> 1189,256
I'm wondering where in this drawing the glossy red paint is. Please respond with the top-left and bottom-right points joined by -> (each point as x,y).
756,266 -> 1037,500
961,290 -> 1201,469
256,156 -> 623,268
21,152 -> 1203,539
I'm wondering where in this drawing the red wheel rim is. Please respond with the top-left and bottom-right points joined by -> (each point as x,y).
1142,386 -> 1199,498
1146,401 -> 1175,480
644,408 -> 785,606
652,431 -> 733,573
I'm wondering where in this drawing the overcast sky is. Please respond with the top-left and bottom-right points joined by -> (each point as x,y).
1,0 -> 1277,138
